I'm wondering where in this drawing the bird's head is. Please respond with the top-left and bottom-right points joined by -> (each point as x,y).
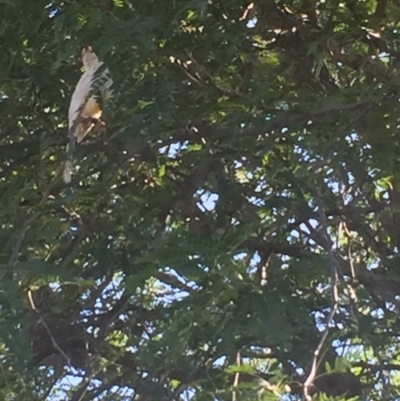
81,46 -> 99,68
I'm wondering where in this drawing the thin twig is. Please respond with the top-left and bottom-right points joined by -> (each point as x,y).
232,351 -> 241,401
303,191 -> 340,400
239,2 -> 254,21
4,165 -> 64,276
7,215 -> 36,269
40,367 -> 63,400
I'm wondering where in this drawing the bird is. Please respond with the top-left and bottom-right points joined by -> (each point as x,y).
63,46 -> 113,183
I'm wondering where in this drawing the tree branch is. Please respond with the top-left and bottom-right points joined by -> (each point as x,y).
303,191 -> 340,401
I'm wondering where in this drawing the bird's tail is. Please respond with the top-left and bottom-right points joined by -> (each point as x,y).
63,158 -> 73,183
63,134 -> 76,183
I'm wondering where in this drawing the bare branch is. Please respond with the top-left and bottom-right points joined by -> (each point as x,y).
303,191 -> 340,401
232,351 -> 241,401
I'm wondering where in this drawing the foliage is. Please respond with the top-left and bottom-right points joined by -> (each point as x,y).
1,0 -> 400,400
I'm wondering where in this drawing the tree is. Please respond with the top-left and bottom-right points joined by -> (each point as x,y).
1,0 -> 400,400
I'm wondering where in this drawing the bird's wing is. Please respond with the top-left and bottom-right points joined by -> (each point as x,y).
64,48 -> 113,182
68,62 -> 105,142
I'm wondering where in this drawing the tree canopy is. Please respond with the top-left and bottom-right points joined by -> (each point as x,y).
1,0 -> 400,400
